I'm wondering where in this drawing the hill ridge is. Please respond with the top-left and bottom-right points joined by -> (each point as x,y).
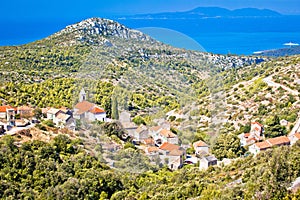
48,17 -> 155,46
120,6 -> 282,20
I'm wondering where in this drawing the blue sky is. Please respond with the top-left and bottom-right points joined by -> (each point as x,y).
1,0 -> 300,22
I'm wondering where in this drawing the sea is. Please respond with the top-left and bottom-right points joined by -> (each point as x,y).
1,15 -> 300,55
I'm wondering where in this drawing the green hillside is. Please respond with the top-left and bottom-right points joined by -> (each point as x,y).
0,18 -> 262,114
0,134 -> 299,199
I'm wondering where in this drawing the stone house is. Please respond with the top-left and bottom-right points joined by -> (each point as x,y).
193,140 -> 209,155
0,105 -> 16,128
238,122 -> 264,146
132,125 -> 148,143
199,155 -> 218,170
46,107 -> 75,129
249,136 -> 290,155
17,105 -> 34,118
150,126 -> 178,146
158,142 -> 185,170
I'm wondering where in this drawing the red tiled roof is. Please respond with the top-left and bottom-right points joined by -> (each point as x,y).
159,129 -> 176,138
253,136 -> 291,151
0,105 -> 15,112
74,101 -> 95,114
267,136 -> 290,146
143,138 -> 155,145
56,113 -> 71,121
294,133 -> 300,140
90,106 -> 105,114
147,146 -> 159,153
0,106 -> 7,112
244,133 -> 250,138
193,140 -> 209,147
169,149 -> 184,156
255,141 -> 272,150
159,142 -> 180,151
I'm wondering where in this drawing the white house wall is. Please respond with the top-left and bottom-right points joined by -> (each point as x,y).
249,145 -> 259,155
95,113 -> 106,122
196,146 -> 209,154
0,113 -> 6,119
199,159 -> 209,170
168,155 -> 182,170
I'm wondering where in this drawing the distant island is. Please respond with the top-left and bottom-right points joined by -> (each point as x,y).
253,45 -> 300,57
113,7 -> 300,55
119,7 -> 282,19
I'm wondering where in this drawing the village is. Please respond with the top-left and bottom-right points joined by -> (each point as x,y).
1,88 -> 300,171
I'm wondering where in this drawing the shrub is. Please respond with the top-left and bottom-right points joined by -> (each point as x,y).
132,116 -> 146,125
42,120 -> 55,127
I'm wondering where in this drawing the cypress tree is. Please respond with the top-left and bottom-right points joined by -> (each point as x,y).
111,97 -> 119,120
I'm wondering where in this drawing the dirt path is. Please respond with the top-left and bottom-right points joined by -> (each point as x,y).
263,76 -> 299,96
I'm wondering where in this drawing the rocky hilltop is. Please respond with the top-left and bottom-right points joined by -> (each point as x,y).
49,18 -> 155,46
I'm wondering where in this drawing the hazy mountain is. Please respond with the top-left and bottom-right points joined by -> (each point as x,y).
120,7 -> 282,19
254,46 -> 300,57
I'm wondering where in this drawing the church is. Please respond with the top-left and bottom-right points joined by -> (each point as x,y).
73,89 -> 107,122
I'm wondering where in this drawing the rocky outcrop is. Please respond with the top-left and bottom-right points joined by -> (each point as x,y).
52,18 -> 154,45
45,17 -> 265,70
